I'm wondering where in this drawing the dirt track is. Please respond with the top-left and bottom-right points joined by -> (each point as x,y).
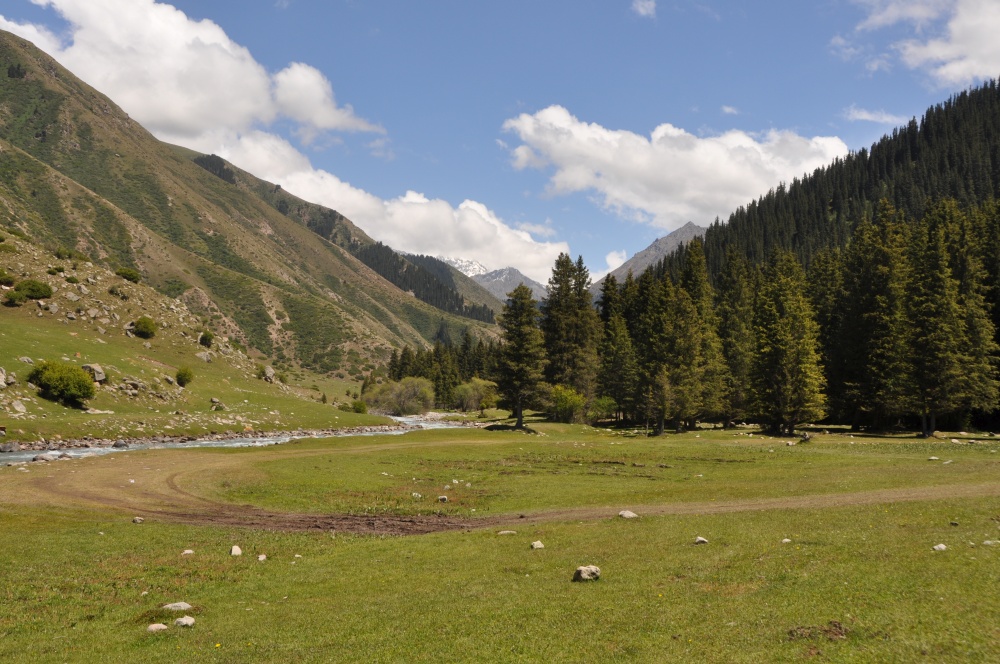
4,443 -> 999,536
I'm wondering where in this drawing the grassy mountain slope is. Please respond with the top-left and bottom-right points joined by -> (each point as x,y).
0,30 -> 494,379
0,229 -> 388,443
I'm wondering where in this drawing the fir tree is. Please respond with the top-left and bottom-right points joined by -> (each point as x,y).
598,313 -> 638,422
497,284 -> 547,429
715,248 -> 757,425
540,254 -> 601,398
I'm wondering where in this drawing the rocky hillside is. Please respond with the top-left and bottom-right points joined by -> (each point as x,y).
0,30 -> 494,380
473,267 -> 548,302
593,222 -> 705,292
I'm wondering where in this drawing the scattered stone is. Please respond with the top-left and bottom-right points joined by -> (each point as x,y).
618,510 -> 639,519
263,366 -> 276,382
443,485 -> 451,491
950,521 -> 959,527
162,602 -> 192,611
694,536 -> 709,545
530,541 -> 544,550
195,351 -> 213,363
572,565 -> 601,582
928,456 -> 939,461
132,516 -> 144,524
230,545 -> 242,556
933,544 -> 947,551
147,623 -> 168,633
257,554 -> 267,562
498,530 -> 517,536
411,492 -> 422,499
82,364 -> 106,383
182,550 -> 194,556
943,460 -> 953,465
18,357 -> 32,365
11,401 -> 27,414
32,452 -> 60,462
174,616 -> 195,628
983,540 -> 998,546
786,441 -> 797,446
0,443 -> 16,453
782,538 -> 792,544
437,496 -> 448,503
113,441 -> 128,448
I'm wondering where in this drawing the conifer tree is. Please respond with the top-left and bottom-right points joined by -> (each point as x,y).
598,312 -> 638,422
680,238 -> 729,422
715,248 -> 757,425
540,254 -> 601,397
751,251 -> 826,434
497,284 -> 547,429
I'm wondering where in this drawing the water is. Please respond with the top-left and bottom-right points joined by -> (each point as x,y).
1,414 -> 468,465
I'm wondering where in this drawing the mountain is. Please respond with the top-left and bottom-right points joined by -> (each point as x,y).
592,222 -> 705,292
438,256 -> 489,278
473,268 -> 548,302
0,30 -> 497,379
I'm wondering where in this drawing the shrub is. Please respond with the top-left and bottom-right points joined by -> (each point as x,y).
108,284 -> 129,301
453,378 -> 498,413
198,330 -> 214,348
0,269 -> 15,287
115,267 -> 142,283
587,396 -> 618,423
175,366 -> 194,387
0,244 -> 17,254
14,279 -> 53,299
133,315 -> 157,339
3,290 -> 27,307
550,385 -> 587,423
27,361 -> 96,406
64,275 -> 79,284
364,377 -> 434,416
352,400 -> 368,414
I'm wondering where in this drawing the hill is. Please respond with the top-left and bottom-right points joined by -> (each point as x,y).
0,30 -> 496,380
473,267 -> 548,302
592,221 -> 705,293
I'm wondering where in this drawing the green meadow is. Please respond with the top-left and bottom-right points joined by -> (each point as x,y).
2,423 -> 999,662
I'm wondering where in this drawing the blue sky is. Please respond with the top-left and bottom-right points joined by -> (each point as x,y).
3,1 -> 999,282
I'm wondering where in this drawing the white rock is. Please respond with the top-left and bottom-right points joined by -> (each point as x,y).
781,538 -> 792,544
530,541 -> 544,550
411,492 -> 422,499
174,616 -> 195,627
498,530 -> 517,536
933,544 -> 947,551
162,602 -> 192,611
694,536 -> 709,545
437,496 -> 448,503
943,460 -> 953,465
147,623 -> 169,633
928,457 -> 940,461
181,550 -> 194,556
618,510 -> 639,519
257,554 -> 267,562
983,540 -> 998,546
132,517 -> 144,524
572,565 -> 601,582
230,545 -> 242,556
443,485 -> 451,491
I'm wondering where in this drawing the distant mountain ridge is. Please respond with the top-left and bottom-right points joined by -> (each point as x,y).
473,268 -> 548,302
593,222 -> 705,292
438,256 -> 488,277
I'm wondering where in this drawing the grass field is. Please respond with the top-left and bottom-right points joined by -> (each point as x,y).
2,422 -> 999,662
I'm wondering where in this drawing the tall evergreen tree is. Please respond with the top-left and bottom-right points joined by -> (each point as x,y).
497,284 -> 547,429
679,238 -> 729,422
751,251 -> 826,434
715,248 -> 757,425
598,312 -> 639,422
540,254 -> 601,397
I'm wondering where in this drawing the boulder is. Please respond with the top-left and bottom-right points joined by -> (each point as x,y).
162,602 -> 192,611
437,496 -> 448,503
498,530 -> 517,536
132,517 -> 144,524
174,616 -> 195,627
781,538 -> 792,544
530,541 -> 545,550
82,364 -> 107,383
694,536 -> 709,545
0,443 -> 17,453
618,510 -> 639,519
933,543 -> 947,551
230,545 -> 242,556
12,401 -> 27,414
572,565 -> 601,582
18,357 -> 32,364
195,351 -> 213,363
263,366 -> 276,383
181,550 -> 194,556
147,623 -> 168,633
257,554 -> 267,562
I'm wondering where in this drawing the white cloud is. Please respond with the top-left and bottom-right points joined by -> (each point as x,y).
853,0 -> 1000,87
7,0 -> 378,141
721,105 -> 739,115
503,105 -> 848,232
631,0 -> 656,19
590,250 -> 628,282
0,0 -> 565,282
844,104 -> 908,124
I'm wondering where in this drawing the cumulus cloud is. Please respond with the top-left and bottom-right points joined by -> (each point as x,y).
852,0 -> 1000,87
590,249 -> 629,282
844,104 -> 908,124
721,105 -> 740,115
0,0 -> 565,282
502,105 -> 848,232
631,0 -> 656,19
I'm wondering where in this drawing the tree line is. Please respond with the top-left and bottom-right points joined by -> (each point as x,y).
386,197 -> 1000,435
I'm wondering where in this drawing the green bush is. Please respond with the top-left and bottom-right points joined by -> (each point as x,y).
133,315 -> 157,339
115,267 -> 142,283
550,385 -> 587,423
0,269 -> 15,287
198,330 -> 214,348
27,361 -> 96,406
352,400 -> 368,414
175,366 -> 194,387
364,377 -> 434,416
3,290 -> 27,307
0,244 -> 17,254
14,279 -> 53,299
64,275 -> 79,284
